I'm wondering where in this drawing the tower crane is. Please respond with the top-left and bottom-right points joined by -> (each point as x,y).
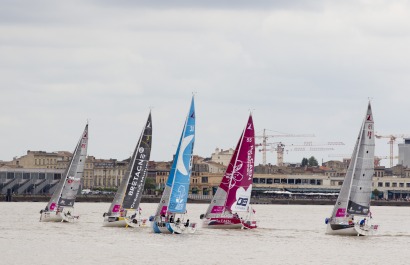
255,129 -> 315,166
260,141 -> 344,166
375,134 -> 410,167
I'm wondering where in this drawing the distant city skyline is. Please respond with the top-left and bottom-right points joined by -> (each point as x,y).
1,1 -> 410,167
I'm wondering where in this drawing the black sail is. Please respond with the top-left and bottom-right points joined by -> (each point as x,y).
122,113 -> 152,210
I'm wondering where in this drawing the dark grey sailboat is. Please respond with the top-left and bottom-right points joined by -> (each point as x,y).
103,112 -> 152,227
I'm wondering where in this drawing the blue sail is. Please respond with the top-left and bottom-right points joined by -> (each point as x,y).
168,97 -> 195,213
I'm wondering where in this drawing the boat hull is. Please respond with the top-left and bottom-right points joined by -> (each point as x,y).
103,216 -> 148,228
202,217 -> 243,229
40,211 -> 77,223
202,217 -> 257,229
326,222 -> 378,236
152,221 -> 173,234
167,222 -> 197,234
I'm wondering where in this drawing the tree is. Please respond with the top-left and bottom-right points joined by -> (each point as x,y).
372,189 -> 380,199
144,177 -> 156,191
301,158 -> 309,167
308,156 -> 318,166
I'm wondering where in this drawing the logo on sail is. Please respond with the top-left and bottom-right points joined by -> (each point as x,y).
222,161 -> 244,189
176,135 -> 194,175
173,185 -> 186,210
231,185 -> 252,211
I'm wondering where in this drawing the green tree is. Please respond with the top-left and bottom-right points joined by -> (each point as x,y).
144,177 -> 156,190
301,157 -> 309,166
308,156 -> 318,166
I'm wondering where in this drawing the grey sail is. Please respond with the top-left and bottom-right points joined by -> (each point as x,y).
331,103 -> 374,219
46,124 -> 89,210
107,112 -> 152,215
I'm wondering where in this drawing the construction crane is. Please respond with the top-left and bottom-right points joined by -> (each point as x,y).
259,141 -> 345,166
255,129 -> 315,166
375,134 -> 410,167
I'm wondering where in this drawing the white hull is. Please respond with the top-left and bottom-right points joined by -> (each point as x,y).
326,222 -> 378,236
167,222 -> 197,234
103,216 -> 148,228
40,211 -> 77,223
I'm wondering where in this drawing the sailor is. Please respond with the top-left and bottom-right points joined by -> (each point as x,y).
176,218 -> 181,225
184,219 -> 190,227
169,215 -> 174,223
360,218 -> 366,227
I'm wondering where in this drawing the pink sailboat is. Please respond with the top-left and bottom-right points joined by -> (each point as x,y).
200,114 -> 257,229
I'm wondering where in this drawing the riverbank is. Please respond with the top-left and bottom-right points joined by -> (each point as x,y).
2,195 -> 410,207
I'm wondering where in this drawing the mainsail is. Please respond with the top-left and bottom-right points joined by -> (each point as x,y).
331,102 -> 375,219
46,124 -> 88,211
154,96 -> 195,217
107,112 -> 152,215
205,114 -> 255,218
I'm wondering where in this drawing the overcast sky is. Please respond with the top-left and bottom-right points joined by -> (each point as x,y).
1,0 -> 410,167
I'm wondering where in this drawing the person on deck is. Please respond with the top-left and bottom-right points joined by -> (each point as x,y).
176,218 -> 181,225
169,215 -> 174,223
360,218 -> 366,227
185,219 -> 190,227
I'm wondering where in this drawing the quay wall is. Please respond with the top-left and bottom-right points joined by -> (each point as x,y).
2,195 -> 410,207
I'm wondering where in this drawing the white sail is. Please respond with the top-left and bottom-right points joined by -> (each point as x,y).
327,102 -> 378,235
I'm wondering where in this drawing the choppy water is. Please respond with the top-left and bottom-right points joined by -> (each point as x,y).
1,203 -> 410,265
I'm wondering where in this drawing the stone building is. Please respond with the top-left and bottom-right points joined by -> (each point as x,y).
210,148 -> 234,166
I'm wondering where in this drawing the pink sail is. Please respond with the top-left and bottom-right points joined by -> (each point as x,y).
219,115 -> 255,212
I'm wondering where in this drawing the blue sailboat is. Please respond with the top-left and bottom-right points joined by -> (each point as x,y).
152,96 -> 196,234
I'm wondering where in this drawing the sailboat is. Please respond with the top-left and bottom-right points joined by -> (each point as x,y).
151,96 -> 196,234
326,102 -> 379,236
39,124 -> 89,222
103,112 -> 152,228
200,114 -> 257,229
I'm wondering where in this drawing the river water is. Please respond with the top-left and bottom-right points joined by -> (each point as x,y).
1,202 -> 410,265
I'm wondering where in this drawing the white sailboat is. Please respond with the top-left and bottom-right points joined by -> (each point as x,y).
326,102 -> 379,236
39,124 -> 88,222
103,112 -> 152,228
151,96 -> 196,234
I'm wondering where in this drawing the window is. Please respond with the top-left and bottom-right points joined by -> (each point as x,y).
274,179 -> 280,184
288,179 -> 295,184
378,182 -> 383,187
201,177 -> 208,183
400,183 -> 404,188
339,181 -> 343,186
392,183 -> 397,187
385,182 -> 390,187
39,173 -> 45,179
253,178 -> 259,184
7,172 -> 14,179
407,183 -> 410,188
267,178 -> 273,184
23,173 -> 30,179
